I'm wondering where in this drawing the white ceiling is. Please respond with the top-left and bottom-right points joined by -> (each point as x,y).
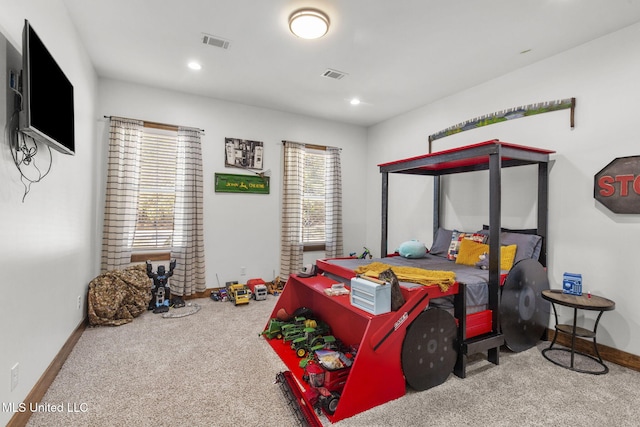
62,0 -> 640,127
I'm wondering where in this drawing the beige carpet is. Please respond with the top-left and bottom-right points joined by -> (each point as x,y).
26,294 -> 640,427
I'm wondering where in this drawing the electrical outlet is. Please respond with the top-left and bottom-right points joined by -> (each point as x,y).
77,295 -> 82,310
240,266 -> 246,276
11,363 -> 19,391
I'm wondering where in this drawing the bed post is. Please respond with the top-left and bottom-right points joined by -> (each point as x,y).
537,161 -> 549,267
487,149 -> 502,365
433,175 -> 441,240
381,172 -> 389,258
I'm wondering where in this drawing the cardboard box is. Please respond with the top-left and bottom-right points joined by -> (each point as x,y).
350,276 -> 391,315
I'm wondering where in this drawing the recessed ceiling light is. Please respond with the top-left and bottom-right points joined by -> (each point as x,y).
188,61 -> 202,70
289,9 -> 330,39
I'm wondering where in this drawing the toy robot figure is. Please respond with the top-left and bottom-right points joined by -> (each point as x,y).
146,259 -> 177,313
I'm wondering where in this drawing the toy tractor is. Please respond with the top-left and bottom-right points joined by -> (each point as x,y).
261,318 -> 285,340
281,317 -> 311,342
302,361 -> 350,416
292,331 -> 336,358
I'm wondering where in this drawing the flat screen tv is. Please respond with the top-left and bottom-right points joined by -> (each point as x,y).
19,20 -> 75,155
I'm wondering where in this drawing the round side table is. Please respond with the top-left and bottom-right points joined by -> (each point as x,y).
541,289 -> 615,374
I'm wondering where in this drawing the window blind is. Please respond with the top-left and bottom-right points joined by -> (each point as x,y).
132,127 -> 178,250
301,149 -> 326,244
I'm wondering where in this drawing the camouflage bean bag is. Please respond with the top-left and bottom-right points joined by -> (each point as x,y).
88,264 -> 152,326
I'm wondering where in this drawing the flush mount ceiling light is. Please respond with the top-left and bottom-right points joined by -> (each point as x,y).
289,8 -> 330,39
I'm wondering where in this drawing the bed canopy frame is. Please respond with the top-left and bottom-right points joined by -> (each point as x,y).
378,139 -> 555,373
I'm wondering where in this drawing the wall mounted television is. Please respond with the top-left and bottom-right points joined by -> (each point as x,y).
19,19 -> 75,155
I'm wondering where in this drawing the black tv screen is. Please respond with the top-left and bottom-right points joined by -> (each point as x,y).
19,20 -> 75,155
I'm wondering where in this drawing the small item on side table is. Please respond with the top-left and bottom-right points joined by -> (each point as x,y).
562,272 -> 582,295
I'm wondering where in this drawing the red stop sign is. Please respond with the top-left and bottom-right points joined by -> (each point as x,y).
594,156 -> 640,213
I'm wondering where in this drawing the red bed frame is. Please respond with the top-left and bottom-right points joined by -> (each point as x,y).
265,140 -> 554,423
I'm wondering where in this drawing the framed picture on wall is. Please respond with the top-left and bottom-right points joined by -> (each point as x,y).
225,137 -> 264,170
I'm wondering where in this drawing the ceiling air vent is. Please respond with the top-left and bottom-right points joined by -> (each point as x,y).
322,69 -> 347,80
202,33 -> 231,50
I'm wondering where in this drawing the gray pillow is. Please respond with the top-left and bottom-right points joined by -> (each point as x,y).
429,227 -> 453,257
500,231 -> 542,264
478,226 -> 543,264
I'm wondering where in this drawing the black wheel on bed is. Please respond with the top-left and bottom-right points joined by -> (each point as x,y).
500,258 -> 551,352
401,307 -> 457,391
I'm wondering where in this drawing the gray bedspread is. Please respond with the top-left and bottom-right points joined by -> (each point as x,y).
324,254 -> 505,314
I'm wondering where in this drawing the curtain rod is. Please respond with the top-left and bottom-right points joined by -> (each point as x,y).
282,140 -> 341,151
104,115 -> 204,133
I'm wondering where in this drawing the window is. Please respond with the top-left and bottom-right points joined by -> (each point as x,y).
301,148 -> 327,250
132,126 -> 178,252
103,117 -> 206,294
280,140 -> 342,277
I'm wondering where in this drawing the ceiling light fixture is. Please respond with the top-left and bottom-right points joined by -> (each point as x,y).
188,61 -> 202,70
289,8 -> 330,39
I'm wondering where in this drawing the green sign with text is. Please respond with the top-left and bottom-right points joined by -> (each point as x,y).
215,173 -> 270,194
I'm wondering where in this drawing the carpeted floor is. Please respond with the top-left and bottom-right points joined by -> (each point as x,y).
26,294 -> 640,427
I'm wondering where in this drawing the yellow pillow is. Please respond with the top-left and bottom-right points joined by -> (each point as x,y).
500,244 -> 517,270
455,239 -> 489,266
456,239 -> 517,271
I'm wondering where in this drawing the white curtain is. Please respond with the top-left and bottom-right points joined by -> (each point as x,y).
325,146 -> 343,258
101,118 -> 143,272
280,141 -> 305,278
102,119 -> 206,297
171,128 -> 207,296
280,141 -> 343,279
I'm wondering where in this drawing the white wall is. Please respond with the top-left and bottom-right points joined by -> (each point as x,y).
96,79 -> 368,288
366,23 -> 640,356
0,1 -> 99,424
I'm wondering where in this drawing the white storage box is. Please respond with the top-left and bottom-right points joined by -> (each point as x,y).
350,276 -> 391,315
